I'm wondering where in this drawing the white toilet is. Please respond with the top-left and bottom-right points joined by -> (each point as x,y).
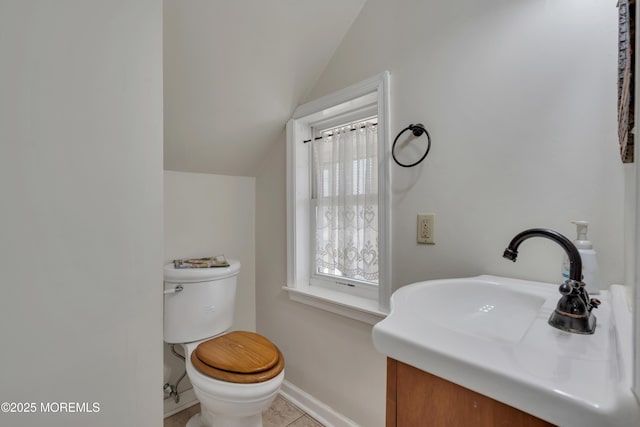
164,260 -> 285,427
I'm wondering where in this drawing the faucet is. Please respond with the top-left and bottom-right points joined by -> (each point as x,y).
503,228 -> 600,334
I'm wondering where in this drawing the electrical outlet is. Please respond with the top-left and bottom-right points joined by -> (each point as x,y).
417,213 -> 435,244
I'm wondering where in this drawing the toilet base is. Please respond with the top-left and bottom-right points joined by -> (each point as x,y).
186,413 -> 203,427
186,411 -> 264,427
182,342 -> 284,427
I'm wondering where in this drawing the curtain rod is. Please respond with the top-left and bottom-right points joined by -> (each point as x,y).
302,123 -> 378,143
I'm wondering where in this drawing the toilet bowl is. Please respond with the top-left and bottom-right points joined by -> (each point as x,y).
164,260 -> 285,427
183,332 -> 285,427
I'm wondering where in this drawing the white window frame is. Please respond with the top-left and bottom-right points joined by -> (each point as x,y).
285,71 -> 391,324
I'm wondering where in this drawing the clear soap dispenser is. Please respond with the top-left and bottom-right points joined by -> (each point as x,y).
561,220 -> 600,294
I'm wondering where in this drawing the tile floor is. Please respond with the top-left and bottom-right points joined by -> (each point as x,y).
164,395 -> 324,427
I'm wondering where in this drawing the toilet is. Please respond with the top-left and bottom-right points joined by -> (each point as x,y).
164,260 -> 284,427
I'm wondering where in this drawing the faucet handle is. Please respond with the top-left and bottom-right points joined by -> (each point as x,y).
559,279 -> 580,295
589,298 -> 601,311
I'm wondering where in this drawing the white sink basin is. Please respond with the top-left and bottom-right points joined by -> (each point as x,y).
372,275 -> 639,427
415,279 -> 545,344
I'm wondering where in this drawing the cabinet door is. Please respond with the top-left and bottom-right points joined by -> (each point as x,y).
388,359 -> 554,427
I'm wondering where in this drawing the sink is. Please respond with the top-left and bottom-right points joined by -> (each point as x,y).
372,275 -> 639,427
409,279 -> 545,343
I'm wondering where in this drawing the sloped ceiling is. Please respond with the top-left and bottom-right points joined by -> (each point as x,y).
163,0 -> 367,176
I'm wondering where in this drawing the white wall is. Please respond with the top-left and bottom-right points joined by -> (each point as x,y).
312,0 -> 623,289
0,2 -> 163,426
256,135 -> 387,426
163,0 -> 367,177
632,159 -> 640,397
625,165 -> 636,294
256,0 -> 622,425
163,171 -> 256,400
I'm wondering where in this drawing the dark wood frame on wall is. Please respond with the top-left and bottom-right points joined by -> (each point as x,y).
619,0 -> 635,163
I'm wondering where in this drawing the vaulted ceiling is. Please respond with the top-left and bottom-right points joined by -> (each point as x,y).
163,0 -> 367,176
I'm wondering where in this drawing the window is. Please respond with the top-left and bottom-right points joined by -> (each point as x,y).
285,72 -> 391,324
312,117 -> 378,288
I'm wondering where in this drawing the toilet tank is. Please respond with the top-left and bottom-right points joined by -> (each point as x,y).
163,259 -> 241,344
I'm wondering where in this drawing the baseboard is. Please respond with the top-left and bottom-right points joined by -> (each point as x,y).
279,380 -> 359,427
163,387 -> 198,418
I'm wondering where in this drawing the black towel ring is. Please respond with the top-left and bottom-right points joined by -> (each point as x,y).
392,123 -> 431,168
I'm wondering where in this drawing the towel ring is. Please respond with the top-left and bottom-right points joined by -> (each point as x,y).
392,123 -> 431,168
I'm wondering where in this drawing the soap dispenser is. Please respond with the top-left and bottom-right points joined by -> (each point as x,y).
562,220 -> 600,294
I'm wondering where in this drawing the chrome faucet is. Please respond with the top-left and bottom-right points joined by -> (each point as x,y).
503,228 -> 600,334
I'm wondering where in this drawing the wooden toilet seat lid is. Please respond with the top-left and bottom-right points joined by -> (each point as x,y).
192,331 -> 284,383
195,331 -> 279,373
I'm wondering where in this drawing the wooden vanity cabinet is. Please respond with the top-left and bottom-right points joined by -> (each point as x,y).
386,359 -> 555,427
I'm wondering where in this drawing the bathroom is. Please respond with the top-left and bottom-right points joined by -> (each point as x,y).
1,0 -> 638,426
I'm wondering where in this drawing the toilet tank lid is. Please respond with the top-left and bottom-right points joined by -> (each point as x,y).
164,259 -> 241,283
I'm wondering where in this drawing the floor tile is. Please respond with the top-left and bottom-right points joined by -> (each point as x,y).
262,396 -> 305,427
287,414 -> 324,427
164,403 -> 200,427
164,395 -> 325,427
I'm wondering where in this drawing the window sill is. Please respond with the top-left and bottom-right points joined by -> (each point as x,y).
282,284 -> 388,325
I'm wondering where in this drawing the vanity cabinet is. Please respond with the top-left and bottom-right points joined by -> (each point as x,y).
386,359 -> 555,427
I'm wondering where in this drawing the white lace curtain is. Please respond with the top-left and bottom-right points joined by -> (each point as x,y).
312,123 -> 378,283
